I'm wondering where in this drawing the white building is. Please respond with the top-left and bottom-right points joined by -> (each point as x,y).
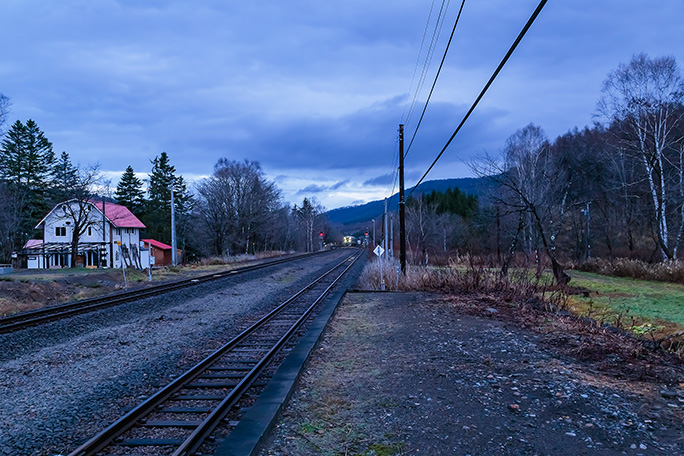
24,199 -> 149,270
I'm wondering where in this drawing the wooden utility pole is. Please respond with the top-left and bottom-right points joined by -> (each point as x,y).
399,124 -> 406,274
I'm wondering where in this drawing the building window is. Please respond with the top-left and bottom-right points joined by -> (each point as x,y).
116,228 -> 121,236
88,226 -> 92,237
55,226 -> 66,236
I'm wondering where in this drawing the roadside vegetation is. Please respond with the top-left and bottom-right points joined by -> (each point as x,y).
360,254 -> 684,358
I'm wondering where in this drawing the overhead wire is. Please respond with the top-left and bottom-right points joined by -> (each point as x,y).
400,0 -> 438,124
404,0 -> 466,159
403,0 -> 451,127
388,0 -> 445,201
390,0 -> 452,201
407,0 -> 549,198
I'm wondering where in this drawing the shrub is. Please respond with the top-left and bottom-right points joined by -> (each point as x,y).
576,257 -> 684,283
358,257 -> 558,308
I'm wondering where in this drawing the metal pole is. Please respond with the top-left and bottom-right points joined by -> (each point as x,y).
390,214 -> 394,259
586,202 -> 591,260
372,218 -> 376,247
148,242 -> 152,281
170,183 -> 177,266
120,244 -> 127,288
399,124 -> 406,274
384,198 -> 388,259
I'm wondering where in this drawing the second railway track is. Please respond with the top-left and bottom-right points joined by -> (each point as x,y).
65,248 -> 362,456
0,250 -> 330,334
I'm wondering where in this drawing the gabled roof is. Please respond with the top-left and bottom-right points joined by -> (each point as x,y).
142,239 -> 173,250
23,239 -> 43,249
91,200 -> 146,228
35,199 -> 146,229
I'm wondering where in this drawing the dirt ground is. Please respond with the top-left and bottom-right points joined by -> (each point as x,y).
259,291 -> 684,456
0,262 -> 260,317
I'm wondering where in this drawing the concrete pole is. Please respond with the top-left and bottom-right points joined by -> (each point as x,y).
384,198 -> 388,260
390,214 -> 394,259
170,184 -> 177,266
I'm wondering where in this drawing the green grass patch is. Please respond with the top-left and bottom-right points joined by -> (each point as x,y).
567,270 -> 684,334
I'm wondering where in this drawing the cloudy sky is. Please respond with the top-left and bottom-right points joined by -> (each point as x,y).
1,1 -> 682,209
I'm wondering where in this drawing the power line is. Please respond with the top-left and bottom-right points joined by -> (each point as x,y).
404,0 -> 451,127
400,0 -> 438,123
392,0 -> 447,201
405,0 -> 466,159
407,0 -> 548,198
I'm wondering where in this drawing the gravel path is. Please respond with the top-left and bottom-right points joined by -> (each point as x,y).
260,291 -> 684,456
0,249 -> 358,456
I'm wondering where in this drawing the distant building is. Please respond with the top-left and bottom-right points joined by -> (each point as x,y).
141,239 -> 182,267
22,199 -> 148,269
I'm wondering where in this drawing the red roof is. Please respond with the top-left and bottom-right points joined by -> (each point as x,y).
91,201 -> 146,228
24,239 -> 43,249
142,239 -> 173,250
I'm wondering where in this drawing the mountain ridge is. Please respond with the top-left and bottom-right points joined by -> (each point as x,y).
326,176 -> 492,226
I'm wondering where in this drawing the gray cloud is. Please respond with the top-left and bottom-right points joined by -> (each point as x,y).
297,179 -> 350,195
0,1 -> 682,209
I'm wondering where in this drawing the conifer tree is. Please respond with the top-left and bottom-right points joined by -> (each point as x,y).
52,151 -> 78,199
0,119 -> 55,250
147,152 -> 175,211
2,119 -> 55,188
115,165 -> 145,215
143,152 -> 193,246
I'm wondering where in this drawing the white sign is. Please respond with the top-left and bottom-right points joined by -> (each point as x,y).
373,245 -> 385,257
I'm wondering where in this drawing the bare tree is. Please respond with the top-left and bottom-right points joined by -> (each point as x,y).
0,94 -> 10,134
293,197 -> 325,252
50,164 -> 103,267
474,124 -> 571,284
0,181 -> 25,263
598,53 -> 684,259
196,159 -> 281,255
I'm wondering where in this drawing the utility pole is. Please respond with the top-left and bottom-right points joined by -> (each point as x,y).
384,198 -> 388,259
170,183 -> 177,266
102,196 -> 106,268
372,218 -> 376,246
399,124 -> 406,274
390,214 -> 394,259
583,202 -> 591,260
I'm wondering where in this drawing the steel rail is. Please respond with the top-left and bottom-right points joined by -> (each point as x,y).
66,249 -> 362,456
0,250 -> 333,334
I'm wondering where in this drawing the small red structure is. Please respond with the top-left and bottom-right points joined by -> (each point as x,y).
142,239 -> 182,267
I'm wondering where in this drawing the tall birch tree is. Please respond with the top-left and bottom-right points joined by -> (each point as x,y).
598,53 -> 684,259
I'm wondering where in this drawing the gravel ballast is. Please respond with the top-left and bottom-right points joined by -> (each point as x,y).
0,249 -> 361,456
259,291 -> 684,456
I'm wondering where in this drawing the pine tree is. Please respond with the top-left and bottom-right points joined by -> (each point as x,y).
115,165 -> 145,215
52,151 -> 78,198
147,152 -> 175,211
143,152 -> 193,245
0,120 -> 25,184
0,119 -> 55,250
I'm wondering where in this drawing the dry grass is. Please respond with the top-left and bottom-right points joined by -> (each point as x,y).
359,256 -> 684,358
359,256 -> 556,304
576,257 -> 684,283
196,251 -> 290,266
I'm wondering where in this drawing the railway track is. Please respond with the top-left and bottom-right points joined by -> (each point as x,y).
66,248 -> 362,456
0,250 -> 330,334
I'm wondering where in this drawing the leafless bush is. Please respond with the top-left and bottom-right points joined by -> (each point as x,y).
196,251 -> 289,266
358,256 -> 552,303
576,257 -> 684,283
